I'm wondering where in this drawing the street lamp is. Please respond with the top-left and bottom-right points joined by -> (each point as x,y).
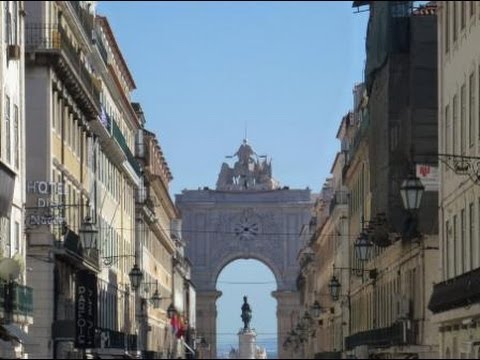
143,280 -> 165,309
79,216 -> 97,250
400,171 -> 425,240
400,171 -> 425,211
150,289 -> 163,309
328,276 -> 341,301
310,300 -> 323,318
128,263 -> 143,291
354,231 -> 373,262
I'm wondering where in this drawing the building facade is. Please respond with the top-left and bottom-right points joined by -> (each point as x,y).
429,1 -> 480,358
0,1 -> 34,358
23,2 -> 146,358
343,2 -> 439,359
24,1 -> 102,358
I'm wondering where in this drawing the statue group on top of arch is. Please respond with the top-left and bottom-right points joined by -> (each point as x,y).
216,139 -> 280,191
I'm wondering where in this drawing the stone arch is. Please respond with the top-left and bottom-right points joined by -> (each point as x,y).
176,187 -> 313,359
213,252 -> 282,290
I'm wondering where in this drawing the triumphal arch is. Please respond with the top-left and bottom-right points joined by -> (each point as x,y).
175,140 -> 313,358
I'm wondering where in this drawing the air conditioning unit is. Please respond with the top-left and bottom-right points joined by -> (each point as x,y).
7,44 -> 20,60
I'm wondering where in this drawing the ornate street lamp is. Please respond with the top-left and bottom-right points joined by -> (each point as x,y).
151,289 -> 163,309
328,276 -> 341,301
79,216 -> 97,250
167,303 -> 177,319
128,263 -> 143,291
400,172 -> 425,211
311,300 -> 322,318
354,231 -> 373,262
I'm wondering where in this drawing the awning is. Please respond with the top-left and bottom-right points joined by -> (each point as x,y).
0,323 -> 32,344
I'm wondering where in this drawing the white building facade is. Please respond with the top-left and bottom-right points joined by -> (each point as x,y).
430,1 -> 480,358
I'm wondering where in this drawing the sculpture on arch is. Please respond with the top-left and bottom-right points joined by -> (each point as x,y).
216,139 -> 280,191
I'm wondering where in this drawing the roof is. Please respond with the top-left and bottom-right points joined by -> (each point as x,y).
96,16 -> 137,90
336,112 -> 351,139
413,2 -> 437,16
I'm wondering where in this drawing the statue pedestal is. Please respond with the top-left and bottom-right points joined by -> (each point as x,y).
238,328 -> 257,359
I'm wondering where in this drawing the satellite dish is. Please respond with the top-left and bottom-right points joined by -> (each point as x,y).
0,258 -> 21,281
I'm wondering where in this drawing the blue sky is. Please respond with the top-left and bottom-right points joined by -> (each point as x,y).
97,1 -> 369,352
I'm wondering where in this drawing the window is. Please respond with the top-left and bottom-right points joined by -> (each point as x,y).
52,91 -> 56,131
461,209 -> 466,274
14,105 -> 18,169
454,2 -> 458,42
12,1 -> 17,45
469,203 -> 474,272
461,1 -> 466,29
445,2 -> 450,53
470,73 -> 476,147
5,220 -> 11,257
5,96 -> 10,163
4,2 -> 10,44
453,94 -> 458,153
445,220 -> 450,279
461,83 -> 466,153
471,1 -> 476,17
445,104 -> 451,156
453,214 -> 458,277
14,221 -> 19,254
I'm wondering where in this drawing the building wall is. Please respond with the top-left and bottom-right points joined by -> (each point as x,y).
436,2 -> 480,358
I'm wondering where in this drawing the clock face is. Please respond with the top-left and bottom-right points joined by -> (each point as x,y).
234,217 -> 259,240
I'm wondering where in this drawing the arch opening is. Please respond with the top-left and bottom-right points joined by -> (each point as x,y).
216,259 -> 278,359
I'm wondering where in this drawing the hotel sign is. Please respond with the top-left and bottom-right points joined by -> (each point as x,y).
75,270 -> 97,349
26,181 -> 65,226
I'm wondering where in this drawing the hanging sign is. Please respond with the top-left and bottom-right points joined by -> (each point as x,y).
75,270 -> 97,349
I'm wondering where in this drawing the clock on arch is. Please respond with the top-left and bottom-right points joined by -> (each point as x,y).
234,216 -> 259,241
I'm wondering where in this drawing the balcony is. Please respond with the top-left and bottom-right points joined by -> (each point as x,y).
0,282 -> 34,322
329,191 -> 349,214
25,23 -> 101,119
112,119 -> 143,178
95,329 -> 138,350
54,229 -> 100,272
428,267 -> 480,314
95,30 -> 109,65
68,1 -> 95,41
345,321 -> 416,350
11,284 -> 34,319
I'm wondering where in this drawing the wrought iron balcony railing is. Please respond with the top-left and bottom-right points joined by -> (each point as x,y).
11,284 -> 34,318
428,267 -> 480,314
0,282 -> 34,319
112,119 -> 142,177
345,321 -> 416,350
68,1 -> 95,41
25,23 -> 101,115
